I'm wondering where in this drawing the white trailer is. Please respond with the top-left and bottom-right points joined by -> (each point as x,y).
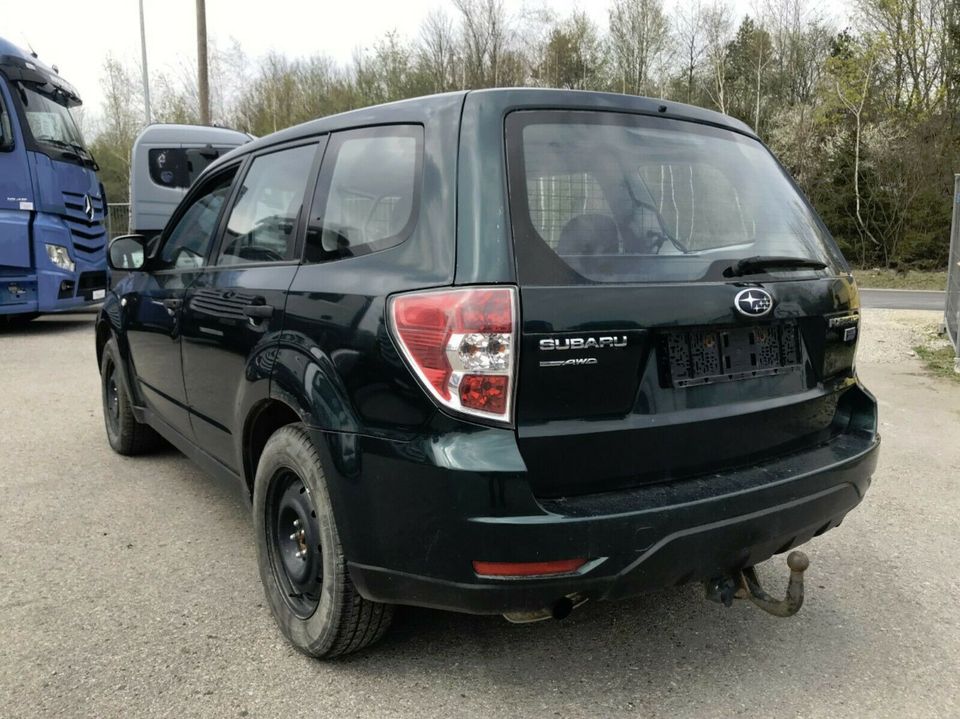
129,124 -> 252,240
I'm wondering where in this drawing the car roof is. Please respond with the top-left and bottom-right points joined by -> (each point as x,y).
133,123 -> 253,147
203,88 -> 757,178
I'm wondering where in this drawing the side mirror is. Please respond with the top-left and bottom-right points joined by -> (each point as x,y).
108,234 -> 148,271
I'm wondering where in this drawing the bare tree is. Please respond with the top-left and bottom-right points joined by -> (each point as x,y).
608,0 -> 669,95
419,9 -> 460,92
855,0 -> 945,112
834,53 -> 880,263
453,0 -> 510,87
703,0 -> 734,112
761,0 -> 832,105
674,0 -> 708,103
532,11 -> 607,89
91,55 -> 144,202
752,18 -> 774,130
99,56 -> 142,146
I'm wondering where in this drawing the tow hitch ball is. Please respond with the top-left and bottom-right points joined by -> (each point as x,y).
704,551 -> 810,618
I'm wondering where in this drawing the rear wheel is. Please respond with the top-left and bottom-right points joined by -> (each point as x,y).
100,338 -> 162,454
253,423 -> 393,658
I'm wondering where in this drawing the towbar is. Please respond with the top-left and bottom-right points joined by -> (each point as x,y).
705,551 -> 810,618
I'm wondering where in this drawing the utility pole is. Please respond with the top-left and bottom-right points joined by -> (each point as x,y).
196,0 -> 210,125
139,0 -> 151,124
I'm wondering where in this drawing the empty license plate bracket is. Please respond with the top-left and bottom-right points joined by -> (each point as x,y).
659,323 -> 801,388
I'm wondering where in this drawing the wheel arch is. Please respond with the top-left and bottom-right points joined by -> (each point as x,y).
243,398 -> 303,497
95,311 -> 140,410
95,316 -> 112,368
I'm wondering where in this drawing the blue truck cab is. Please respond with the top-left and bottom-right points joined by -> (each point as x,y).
0,37 -> 106,320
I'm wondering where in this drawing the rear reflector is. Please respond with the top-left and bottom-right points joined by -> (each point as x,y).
388,286 -> 517,424
472,559 -> 587,577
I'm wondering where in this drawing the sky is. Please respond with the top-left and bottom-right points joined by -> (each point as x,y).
5,0 -> 848,130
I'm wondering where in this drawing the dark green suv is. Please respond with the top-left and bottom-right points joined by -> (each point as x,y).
97,89 -> 879,658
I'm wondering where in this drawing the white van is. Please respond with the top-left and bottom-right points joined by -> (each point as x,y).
129,124 -> 252,240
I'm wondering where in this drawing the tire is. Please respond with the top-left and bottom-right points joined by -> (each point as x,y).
3,313 -> 39,327
253,423 -> 393,658
100,338 -> 163,455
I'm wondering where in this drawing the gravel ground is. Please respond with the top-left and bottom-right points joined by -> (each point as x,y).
1,309 -> 958,719
856,308 -> 952,364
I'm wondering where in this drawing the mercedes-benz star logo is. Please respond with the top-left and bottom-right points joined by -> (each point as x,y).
82,194 -> 95,222
734,288 -> 773,317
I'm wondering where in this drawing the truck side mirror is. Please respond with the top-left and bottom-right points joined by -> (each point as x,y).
108,235 -> 148,271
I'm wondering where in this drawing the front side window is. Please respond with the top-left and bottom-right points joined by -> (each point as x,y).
157,170 -> 235,271
507,111 -> 844,285
305,125 -> 422,263
216,143 -> 318,265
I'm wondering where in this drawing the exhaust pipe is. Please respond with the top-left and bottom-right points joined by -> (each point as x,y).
503,593 -> 587,624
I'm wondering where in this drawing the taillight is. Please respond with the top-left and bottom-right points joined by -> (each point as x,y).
388,286 -> 518,424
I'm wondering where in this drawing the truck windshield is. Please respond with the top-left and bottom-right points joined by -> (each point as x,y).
506,110 -> 845,285
19,83 -> 87,156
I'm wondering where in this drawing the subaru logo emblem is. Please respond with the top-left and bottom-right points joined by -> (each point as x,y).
82,194 -> 95,222
734,288 -> 773,317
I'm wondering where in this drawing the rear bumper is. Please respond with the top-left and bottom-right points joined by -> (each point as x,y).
315,388 -> 879,615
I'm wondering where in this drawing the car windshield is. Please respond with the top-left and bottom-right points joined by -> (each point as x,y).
19,83 -> 87,154
506,111 -> 845,285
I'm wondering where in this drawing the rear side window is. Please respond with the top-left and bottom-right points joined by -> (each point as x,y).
216,143 -> 318,265
149,147 -> 224,189
506,111 -> 841,285
305,125 -> 422,263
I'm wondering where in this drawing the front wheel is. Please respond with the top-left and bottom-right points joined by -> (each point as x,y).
100,338 -> 163,454
253,424 -> 393,658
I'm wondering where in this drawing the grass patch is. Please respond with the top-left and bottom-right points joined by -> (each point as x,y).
913,343 -> 960,383
853,268 -> 948,290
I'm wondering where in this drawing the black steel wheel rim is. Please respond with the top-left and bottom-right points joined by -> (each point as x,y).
266,468 -> 323,619
103,359 -> 120,433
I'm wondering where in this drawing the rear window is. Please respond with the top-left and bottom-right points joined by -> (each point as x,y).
506,111 -> 843,285
149,147 -> 225,189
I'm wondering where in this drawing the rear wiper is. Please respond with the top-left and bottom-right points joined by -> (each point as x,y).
724,255 -> 827,277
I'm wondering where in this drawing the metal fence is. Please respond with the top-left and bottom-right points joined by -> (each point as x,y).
106,203 -> 130,240
947,175 -> 960,371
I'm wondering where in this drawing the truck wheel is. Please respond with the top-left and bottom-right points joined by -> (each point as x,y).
100,338 -> 162,454
253,423 -> 393,658
3,313 -> 39,327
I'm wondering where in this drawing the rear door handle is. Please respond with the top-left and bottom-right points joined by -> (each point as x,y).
242,304 -> 274,320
